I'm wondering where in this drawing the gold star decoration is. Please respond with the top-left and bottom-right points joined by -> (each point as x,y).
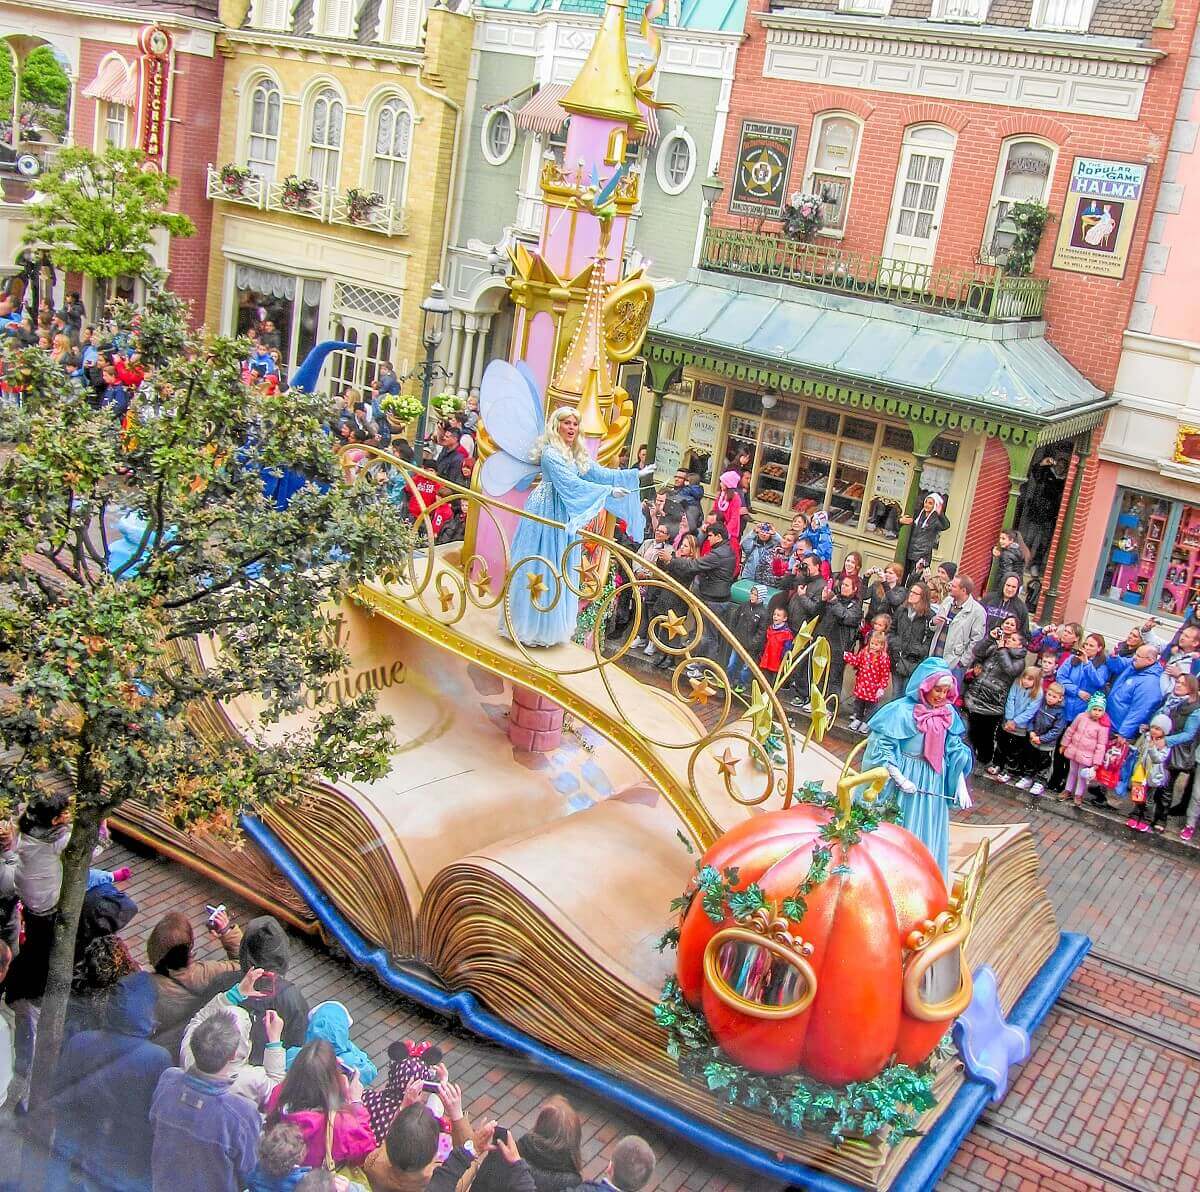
577,553 -> 602,585
526,570 -> 549,601
471,567 -> 492,599
437,585 -> 456,613
662,609 -> 687,641
746,684 -> 774,742
715,747 -> 740,779
688,674 -> 717,706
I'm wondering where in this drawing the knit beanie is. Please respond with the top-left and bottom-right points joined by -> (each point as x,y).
1150,714 -> 1173,733
1087,692 -> 1106,712
940,561 -> 959,580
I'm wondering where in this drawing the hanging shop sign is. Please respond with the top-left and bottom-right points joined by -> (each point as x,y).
138,25 -> 173,168
1051,157 -> 1147,280
1174,425 -> 1200,467
729,121 -> 796,218
871,455 -> 912,504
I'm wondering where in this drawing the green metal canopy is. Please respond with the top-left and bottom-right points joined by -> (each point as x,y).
646,271 -> 1109,429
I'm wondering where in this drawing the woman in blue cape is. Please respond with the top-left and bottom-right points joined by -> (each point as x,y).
862,656 -> 975,878
504,407 -> 644,647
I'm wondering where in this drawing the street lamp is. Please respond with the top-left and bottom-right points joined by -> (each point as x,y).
700,171 -> 724,223
414,280 -> 450,448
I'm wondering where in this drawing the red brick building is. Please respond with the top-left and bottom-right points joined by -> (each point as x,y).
0,0 -> 224,323
644,0 -> 1198,620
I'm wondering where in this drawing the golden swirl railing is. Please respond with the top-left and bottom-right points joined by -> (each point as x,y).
340,445 -> 825,848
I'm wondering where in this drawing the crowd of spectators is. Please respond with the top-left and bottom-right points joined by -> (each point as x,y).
613,467 -> 1200,842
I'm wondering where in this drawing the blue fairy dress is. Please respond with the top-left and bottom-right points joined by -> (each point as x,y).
861,656 -> 975,878
502,445 -> 644,647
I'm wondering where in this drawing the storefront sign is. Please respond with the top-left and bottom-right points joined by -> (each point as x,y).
1051,157 -> 1147,280
687,406 -> 721,456
729,121 -> 796,218
138,25 -> 173,167
871,455 -> 912,504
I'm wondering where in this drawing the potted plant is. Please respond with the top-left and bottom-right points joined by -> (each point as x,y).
345,188 -> 385,225
780,192 -> 825,244
280,174 -> 320,211
1001,200 -> 1051,278
430,391 -> 467,418
380,393 -> 424,431
219,163 -> 252,196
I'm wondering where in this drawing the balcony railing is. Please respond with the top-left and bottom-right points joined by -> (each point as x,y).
328,193 -> 408,237
265,178 -> 332,221
205,165 -> 266,209
700,226 -> 1049,322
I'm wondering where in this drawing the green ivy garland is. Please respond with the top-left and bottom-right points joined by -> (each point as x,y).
652,780 -> 934,1145
573,569 -> 617,646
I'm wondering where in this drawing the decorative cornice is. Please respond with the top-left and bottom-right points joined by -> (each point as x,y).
222,27 -> 423,68
0,0 -> 223,33
759,12 -> 1164,68
477,9 -> 744,49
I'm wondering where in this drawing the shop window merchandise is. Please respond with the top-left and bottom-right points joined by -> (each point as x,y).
1096,489 -> 1200,615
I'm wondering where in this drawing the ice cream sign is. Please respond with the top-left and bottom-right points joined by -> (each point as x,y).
1052,157 -> 1148,279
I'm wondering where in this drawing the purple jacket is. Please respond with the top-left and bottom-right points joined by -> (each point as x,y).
150,1068 -> 261,1192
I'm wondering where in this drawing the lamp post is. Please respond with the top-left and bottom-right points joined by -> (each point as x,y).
413,280 -> 450,450
698,171 -> 724,268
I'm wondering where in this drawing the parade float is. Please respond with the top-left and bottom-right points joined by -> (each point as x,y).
115,3 -> 1087,1187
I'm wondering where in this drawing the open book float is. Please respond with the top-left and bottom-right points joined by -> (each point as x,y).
115,597 -> 1086,1191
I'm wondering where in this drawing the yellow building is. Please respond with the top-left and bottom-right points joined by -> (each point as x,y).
204,0 -> 470,391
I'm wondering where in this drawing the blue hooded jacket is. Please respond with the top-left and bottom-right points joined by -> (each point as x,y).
808,512 -> 834,563
50,973 -> 172,1191
1105,655 -> 1166,740
284,999 -> 377,1084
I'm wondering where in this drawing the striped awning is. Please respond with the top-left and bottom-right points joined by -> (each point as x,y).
513,82 -> 660,145
83,55 -> 137,107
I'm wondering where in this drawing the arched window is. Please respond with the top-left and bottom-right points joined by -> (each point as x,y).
983,136 -> 1057,262
246,78 -> 281,182
371,97 -> 412,206
802,112 -> 863,235
307,87 -> 344,189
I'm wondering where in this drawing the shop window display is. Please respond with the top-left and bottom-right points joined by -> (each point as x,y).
1097,489 -> 1200,614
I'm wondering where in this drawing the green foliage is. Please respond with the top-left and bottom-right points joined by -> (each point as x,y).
21,147 -> 195,287
654,978 -> 939,1145
1001,201 -> 1051,278
0,285 -> 414,829
0,46 -> 70,139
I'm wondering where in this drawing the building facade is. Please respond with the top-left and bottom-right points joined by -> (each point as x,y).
642,0 -> 1198,618
441,0 -> 745,399
202,0 -> 470,392
0,0 -> 224,319
1076,19 -> 1200,638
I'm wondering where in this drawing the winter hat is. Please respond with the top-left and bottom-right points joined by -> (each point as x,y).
940,561 -> 959,580
1087,692 -> 1107,712
810,510 -> 829,530
1150,714 -> 1173,733
719,469 -> 740,489
928,492 -> 945,511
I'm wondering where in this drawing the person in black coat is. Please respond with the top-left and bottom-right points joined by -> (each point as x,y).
225,915 -> 310,1063
865,562 -> 907,625
963,630 -> 1027,767
889,581 -> 935,692
817,575 -> 865,707
726,586 -> 770,689
900,493 -> 951,581
473,1095 -> 584,1192
780,554 -> 828,703
981,573 -> 1030,634
668,523 -> 736,662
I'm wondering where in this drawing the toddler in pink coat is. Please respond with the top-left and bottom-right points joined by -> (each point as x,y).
1058,691 -> 1111,807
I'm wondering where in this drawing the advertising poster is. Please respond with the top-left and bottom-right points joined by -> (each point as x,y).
730,121 -> 796,218
1051,157 -> 1148,279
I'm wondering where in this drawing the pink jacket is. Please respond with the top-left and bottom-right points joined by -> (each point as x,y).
263,1086 -> 376,1169
1060,711 -> 1111,767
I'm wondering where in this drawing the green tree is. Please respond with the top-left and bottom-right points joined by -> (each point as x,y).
0,45 -> 71,139
21,147 -> 195,301
0,287 -> 411,1115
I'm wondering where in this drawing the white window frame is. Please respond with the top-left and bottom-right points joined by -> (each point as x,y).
655,127 -> 696,196
981,135 -> 1058,264
929,0 -> 990,20
481,107 -> 517,167
102,101 -> 128,149
305,86 -> 344,190
251,0 -> 291,31
385,0 -> 425,48
838,0 -> 891,14
1030,0 -> 1097,33
320,0 -> 355,39
802,112 -> 863,239
245,77 -> 282,183
369,95 -> 413,207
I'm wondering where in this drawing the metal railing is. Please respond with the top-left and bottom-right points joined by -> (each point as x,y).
328,193 -> 408,237
338,446 -> 842,848
265,178 -> 333,222
204,164 -> 266,209
700,226 -> 1049,321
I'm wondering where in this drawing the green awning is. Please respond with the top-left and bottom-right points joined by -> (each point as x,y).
647,271 -> 1107,425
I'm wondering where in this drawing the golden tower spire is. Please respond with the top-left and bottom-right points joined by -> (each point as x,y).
560,0 -> 646,134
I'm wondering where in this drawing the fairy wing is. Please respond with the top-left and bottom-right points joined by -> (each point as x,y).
478,359 -> 545,497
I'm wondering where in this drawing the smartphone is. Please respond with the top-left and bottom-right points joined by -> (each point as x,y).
205,903 -> 226,926
420,1080 -> 442,1092
337,1059 -> 357,1080
493,1126 -> 510,1145
254,971 -> 276,998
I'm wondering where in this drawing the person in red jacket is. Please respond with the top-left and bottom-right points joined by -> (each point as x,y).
759,605 -> 795,688
846,629 -> 893,732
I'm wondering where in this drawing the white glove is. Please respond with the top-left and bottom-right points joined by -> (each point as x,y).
886,764 -> 918,796
639,463 -> 657,477
955,774 -> 973,810
612,486 -> 629,498
1081,766 -> 1096,782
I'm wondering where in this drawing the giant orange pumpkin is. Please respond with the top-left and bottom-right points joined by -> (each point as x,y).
676,804 -> 976,1086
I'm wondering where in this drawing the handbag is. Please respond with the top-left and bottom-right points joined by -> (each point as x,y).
1129,760 -> 1147,804
1095,738 -> 1129,789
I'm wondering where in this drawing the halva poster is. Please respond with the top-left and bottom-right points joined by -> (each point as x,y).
1051,157 -> 1148,279
730,121 -> 796,218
